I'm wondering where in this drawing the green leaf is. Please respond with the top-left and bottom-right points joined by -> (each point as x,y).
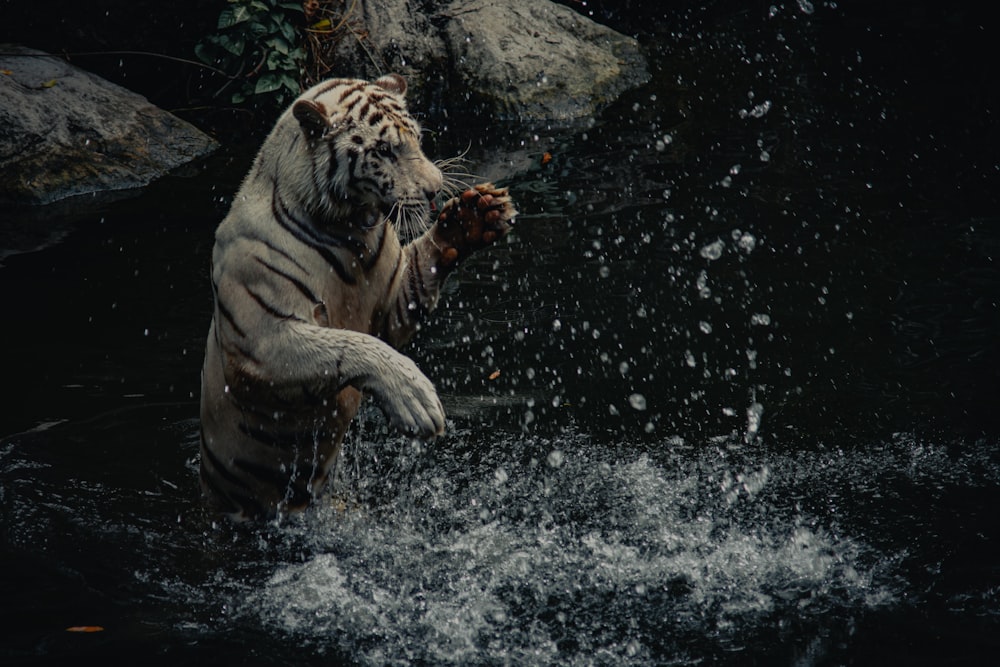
193,42 -> 217,65
255,72 -> 284,95
279,19 -> 298,43
265,36 -> 289,55
265,49 -> 283,69
248,20 -> 269,40
218,5 -> 253,29
220,36 -> 246,57
280,72 -> 299,93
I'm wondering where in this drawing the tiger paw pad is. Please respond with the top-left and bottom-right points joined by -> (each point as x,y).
435,183 -> 517,265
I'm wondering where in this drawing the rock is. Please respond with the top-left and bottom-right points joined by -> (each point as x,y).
331,0 -> 649,122
442,0 -> 650,121
0,44 -> 218,205
350,0 -> 447,80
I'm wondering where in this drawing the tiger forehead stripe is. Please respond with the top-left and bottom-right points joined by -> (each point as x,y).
309,78 -> 353,99
337,82 -> 365,103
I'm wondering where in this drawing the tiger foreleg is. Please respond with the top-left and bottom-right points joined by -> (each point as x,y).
433,183 -> 518,268
258,322 -> 445,438
378,183 -> 518,349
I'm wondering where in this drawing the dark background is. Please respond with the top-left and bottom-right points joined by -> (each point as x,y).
1,2 -> 998,664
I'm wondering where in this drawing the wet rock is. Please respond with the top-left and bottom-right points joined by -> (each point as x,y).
332,0 -> 649,122
442,0 -> 649,121
0,44 -> 218,205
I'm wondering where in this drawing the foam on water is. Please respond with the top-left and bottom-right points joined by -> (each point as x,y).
227,430 -> 920,664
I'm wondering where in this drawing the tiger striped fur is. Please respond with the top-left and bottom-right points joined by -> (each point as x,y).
199,73 -> 516,520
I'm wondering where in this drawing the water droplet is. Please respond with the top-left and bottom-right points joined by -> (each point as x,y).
628,393 -> 647,411
700,239 -> 724,260
547,449 -> 565,468
699,321 -> 713,334
751,100 -> 772,117
738,232 -> 757,253
750,313 -> 772,326
696,270 -> 712,298
746,402 -> 764,442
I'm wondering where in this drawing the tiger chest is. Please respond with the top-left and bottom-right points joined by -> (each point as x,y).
311,244 -> 399,335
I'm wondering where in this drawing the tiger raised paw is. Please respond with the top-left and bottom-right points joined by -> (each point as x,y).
198,74 -> 516,520
434,183 -> 518,267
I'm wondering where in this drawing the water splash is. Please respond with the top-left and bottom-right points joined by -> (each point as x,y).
4,417 -> 998,664
229,430 -> 902,665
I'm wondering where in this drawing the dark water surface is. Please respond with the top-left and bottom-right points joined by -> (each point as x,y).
2,4 -> 998,665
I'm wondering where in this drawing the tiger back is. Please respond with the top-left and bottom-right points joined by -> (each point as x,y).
199,74 -> 516,520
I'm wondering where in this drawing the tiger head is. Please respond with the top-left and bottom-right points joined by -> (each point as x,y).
290,74 -> 443,237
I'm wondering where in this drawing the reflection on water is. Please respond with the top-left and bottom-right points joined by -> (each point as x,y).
1,2 -> 999,664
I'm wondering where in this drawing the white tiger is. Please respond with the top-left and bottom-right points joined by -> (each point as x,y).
199,73 -> 516,519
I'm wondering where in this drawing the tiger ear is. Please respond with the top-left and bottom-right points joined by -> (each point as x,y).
293,99 -> 331,139
375,73 -> 407,96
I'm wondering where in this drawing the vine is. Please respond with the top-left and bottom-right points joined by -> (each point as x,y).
195,0 -> 363,110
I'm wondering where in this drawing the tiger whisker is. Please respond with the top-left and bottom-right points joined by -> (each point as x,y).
439,175 -> 475,201
435,142 -> 472,166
